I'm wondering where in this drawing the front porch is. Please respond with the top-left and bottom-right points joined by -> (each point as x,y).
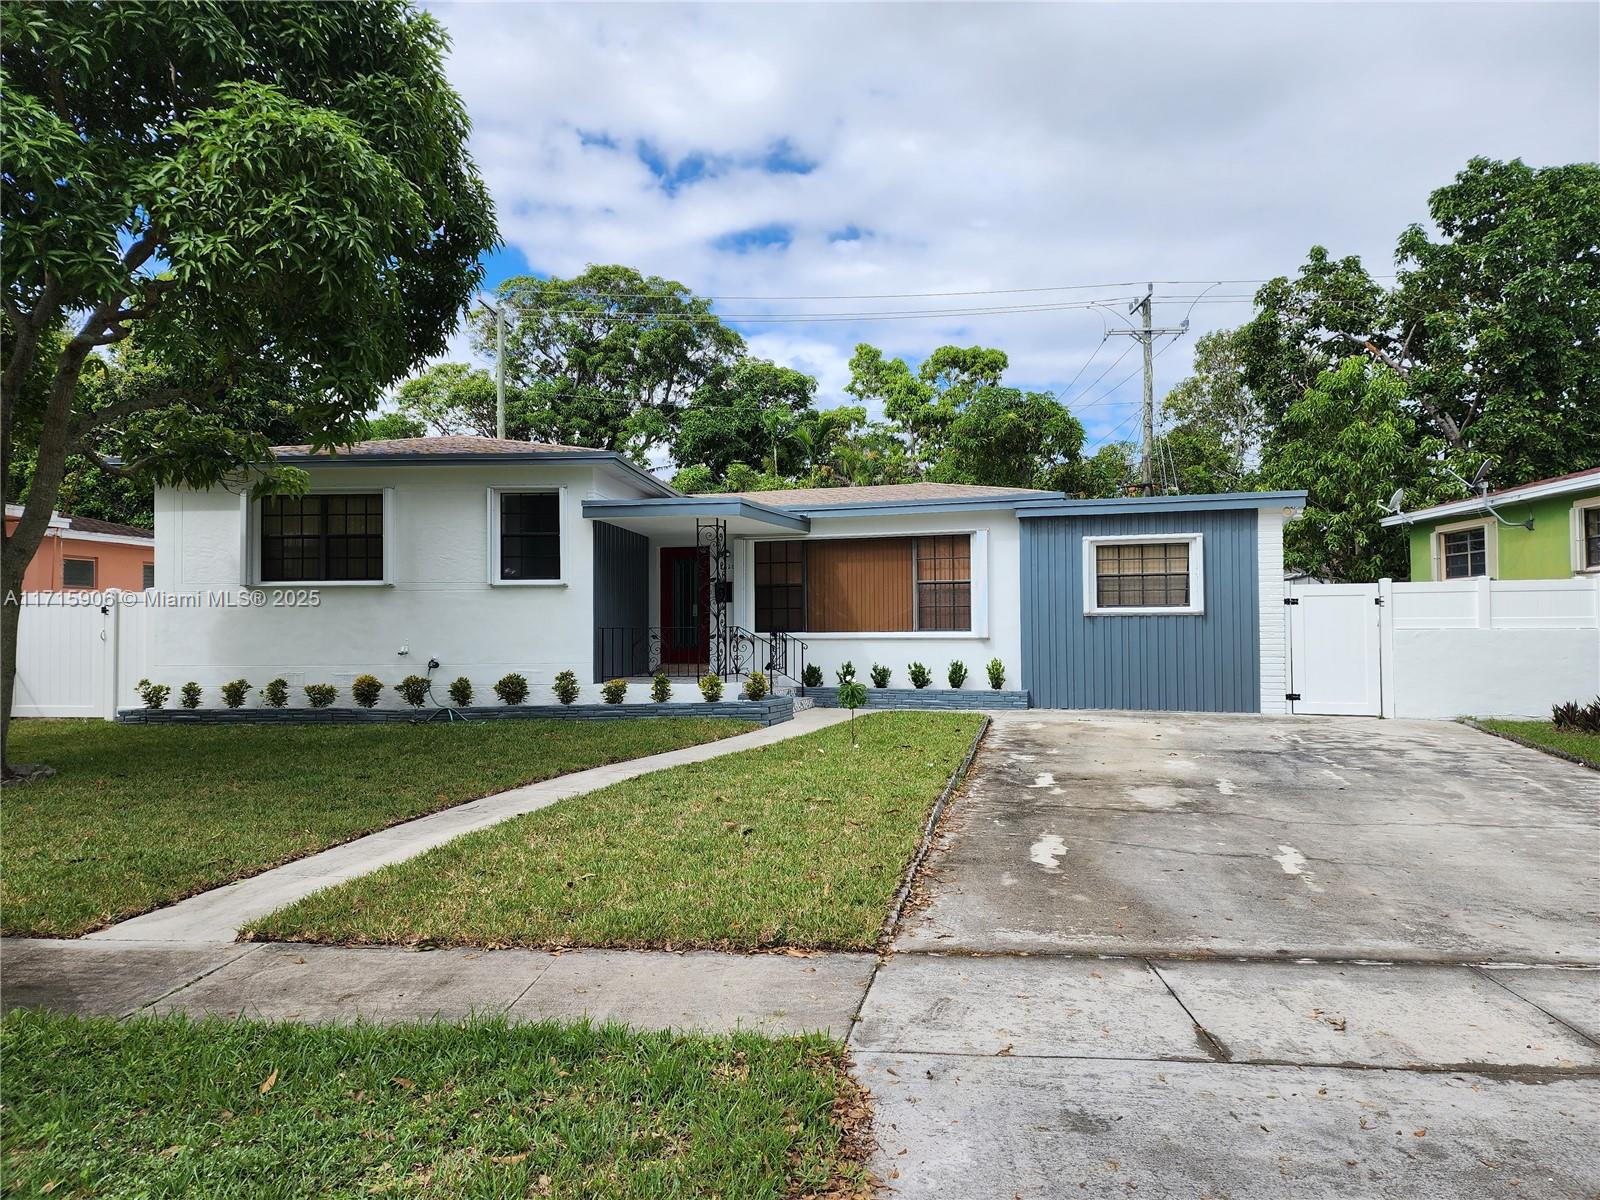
583,497 -> 812,688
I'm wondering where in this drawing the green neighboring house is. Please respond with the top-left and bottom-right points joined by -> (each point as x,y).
1382,467 -> 1600,581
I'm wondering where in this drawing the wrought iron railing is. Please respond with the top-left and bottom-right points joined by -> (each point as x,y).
594,626 -> 807,687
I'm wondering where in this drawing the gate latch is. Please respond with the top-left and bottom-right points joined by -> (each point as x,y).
1283,597 -> 1300,605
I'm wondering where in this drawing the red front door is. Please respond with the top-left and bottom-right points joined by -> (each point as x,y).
659,546 -> 709,664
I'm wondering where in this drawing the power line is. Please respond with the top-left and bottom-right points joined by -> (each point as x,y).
1048,334 -> 1112,403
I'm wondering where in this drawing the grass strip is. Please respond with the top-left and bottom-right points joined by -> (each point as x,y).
0,1009 -> 869,1199
2,718 -> 750,937
1473,719 -> 1600,768
246,711 -> 982,951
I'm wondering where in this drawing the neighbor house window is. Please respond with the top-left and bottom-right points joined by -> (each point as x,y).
142,563 -> 155,589
1082,534 -> 1205,616
62,557 -> 96,589
494,491 -> 561,582
1440,526 -> 1487,579
752,535 -> 974,633
1583,506 -> 1600,571
260,493 -> 385,582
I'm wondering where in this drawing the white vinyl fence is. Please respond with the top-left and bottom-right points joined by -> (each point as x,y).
10,593 -> 153,719
1288,576 -> 1600,720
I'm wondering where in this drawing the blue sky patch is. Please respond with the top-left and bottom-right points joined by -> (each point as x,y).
712,223 -> 794,253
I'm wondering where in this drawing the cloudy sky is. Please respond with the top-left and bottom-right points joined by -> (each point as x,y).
426,1 -> 1599,454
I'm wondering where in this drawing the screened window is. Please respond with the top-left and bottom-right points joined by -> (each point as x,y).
755,540 -> 806,631
1441,526 -> 1487,579
1584,507 -> 1600,570
261,493 -> 384,582
1094,541 -> 1191,609
62,557 -> 96,589
498,492 -> 560,581
914,535 -> 972,631
142,563 -> 155,589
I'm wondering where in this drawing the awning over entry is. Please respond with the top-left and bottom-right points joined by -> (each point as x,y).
581,495 -> 811,538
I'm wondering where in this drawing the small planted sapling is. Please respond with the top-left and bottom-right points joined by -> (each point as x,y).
801,663 -> 823,688
135,679 -> 169,710
870,663 -> 891,688
745,671 -> 770,700
699,673 -> 725,702
601,678 -> 629,704
447,676 -> 473,707
837,678 -> 868,745
651,672 -> 673,703
396,675 -> 431,708
179,682 -> 202,709
986,658 -> 1006,690
908,661 -> 931,689
262,678 -> 290,709
220,678 -> 251,709
948,660 -> 968,689
835,661 -> 856,685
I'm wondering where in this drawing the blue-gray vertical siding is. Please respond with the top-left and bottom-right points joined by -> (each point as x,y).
592,520 -> 649,681
1020,509 -> 1260,712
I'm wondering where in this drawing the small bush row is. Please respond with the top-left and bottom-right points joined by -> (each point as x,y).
1552,697 -> 1600,733
129,669 -> 777,710
798,658 -> 1008,692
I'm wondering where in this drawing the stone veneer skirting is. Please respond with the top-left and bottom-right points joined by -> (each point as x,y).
803,686 -> 1029,711
117,695 -> 795,728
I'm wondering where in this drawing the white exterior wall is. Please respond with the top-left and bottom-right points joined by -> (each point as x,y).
1256,506 -> 1291,714
152,462 -> 656,707
731,508 -> 1023,689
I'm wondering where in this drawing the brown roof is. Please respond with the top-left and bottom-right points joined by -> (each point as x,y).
704,482 -> 1056,508
66,515 -> 153,540
271,436 -> 599,458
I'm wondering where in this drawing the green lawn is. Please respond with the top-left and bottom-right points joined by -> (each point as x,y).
247,711 -> 982,951
0,1010 -> 867,1200
1,718 -> 750,938
1476,719 -> 1600,766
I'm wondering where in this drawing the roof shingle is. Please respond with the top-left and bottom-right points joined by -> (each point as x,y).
701,482 -> 1057,508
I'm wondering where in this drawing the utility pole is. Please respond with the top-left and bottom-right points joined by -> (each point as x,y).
476,295 -> 507,439
1107,284 -> 1188,495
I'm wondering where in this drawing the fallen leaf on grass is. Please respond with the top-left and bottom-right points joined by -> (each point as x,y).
392,1077 -> 416,1091
158,1146 -> 184,1158
258,1068 -> 278,1095
490,1152 -> 530,1165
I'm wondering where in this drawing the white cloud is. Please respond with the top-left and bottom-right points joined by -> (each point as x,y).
422,0 -> 1599,451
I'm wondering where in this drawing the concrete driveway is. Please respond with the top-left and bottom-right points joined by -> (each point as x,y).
853,713 -> 1600,1198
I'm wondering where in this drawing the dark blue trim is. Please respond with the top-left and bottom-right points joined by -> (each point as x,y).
1016,490 -> 1305,518
582,496 -> 811,531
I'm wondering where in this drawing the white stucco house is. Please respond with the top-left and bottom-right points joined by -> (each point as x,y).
151,437 -> 1304,712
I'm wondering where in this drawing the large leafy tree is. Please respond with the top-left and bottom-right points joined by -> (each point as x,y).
1160,327 -> 1262,484
478,265 -> 745,460
1,0 -> 496,768
932,387 -> 1085,489
672,359 -> 817,477
1386,157 -> 1600,482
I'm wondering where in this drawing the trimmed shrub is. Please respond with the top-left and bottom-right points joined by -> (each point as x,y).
221,678 -> 251,709
494,673 -> 529,706
262,678 -> 290,709
179,681 -> 202,709
986,658 -> 1006,690
396,675 -> 431,708
552,670 -> 580,705
601,678 -> 628,704
908,661 -> 932,689
351,674 -> 383,709
135,679 -> 169,710
699,673 -> 725,702
651,673 -> 673,703
447,676 -> 474,707
870,663 -> 891,688
304,683 -> 338,709
745,671 -> 769,701
835,661 -> 856,685
801,663 -> 823,688
948,660 -> 968,689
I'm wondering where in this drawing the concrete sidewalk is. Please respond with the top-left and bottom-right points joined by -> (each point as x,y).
1,938 -> 874,1037
86,706 -> 852,944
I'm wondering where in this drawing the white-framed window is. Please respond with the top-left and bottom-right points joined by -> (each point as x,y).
1572,497 -> 1600,574
141,562 -> 155,589
1432,517 -> 1494,580
251,488 -> 394,586
488,487 -> 566,586
1082,533 -> 1205,616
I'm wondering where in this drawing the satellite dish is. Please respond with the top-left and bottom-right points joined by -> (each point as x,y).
1471,458 -> 1494,489
1387,488 -> 1405,514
